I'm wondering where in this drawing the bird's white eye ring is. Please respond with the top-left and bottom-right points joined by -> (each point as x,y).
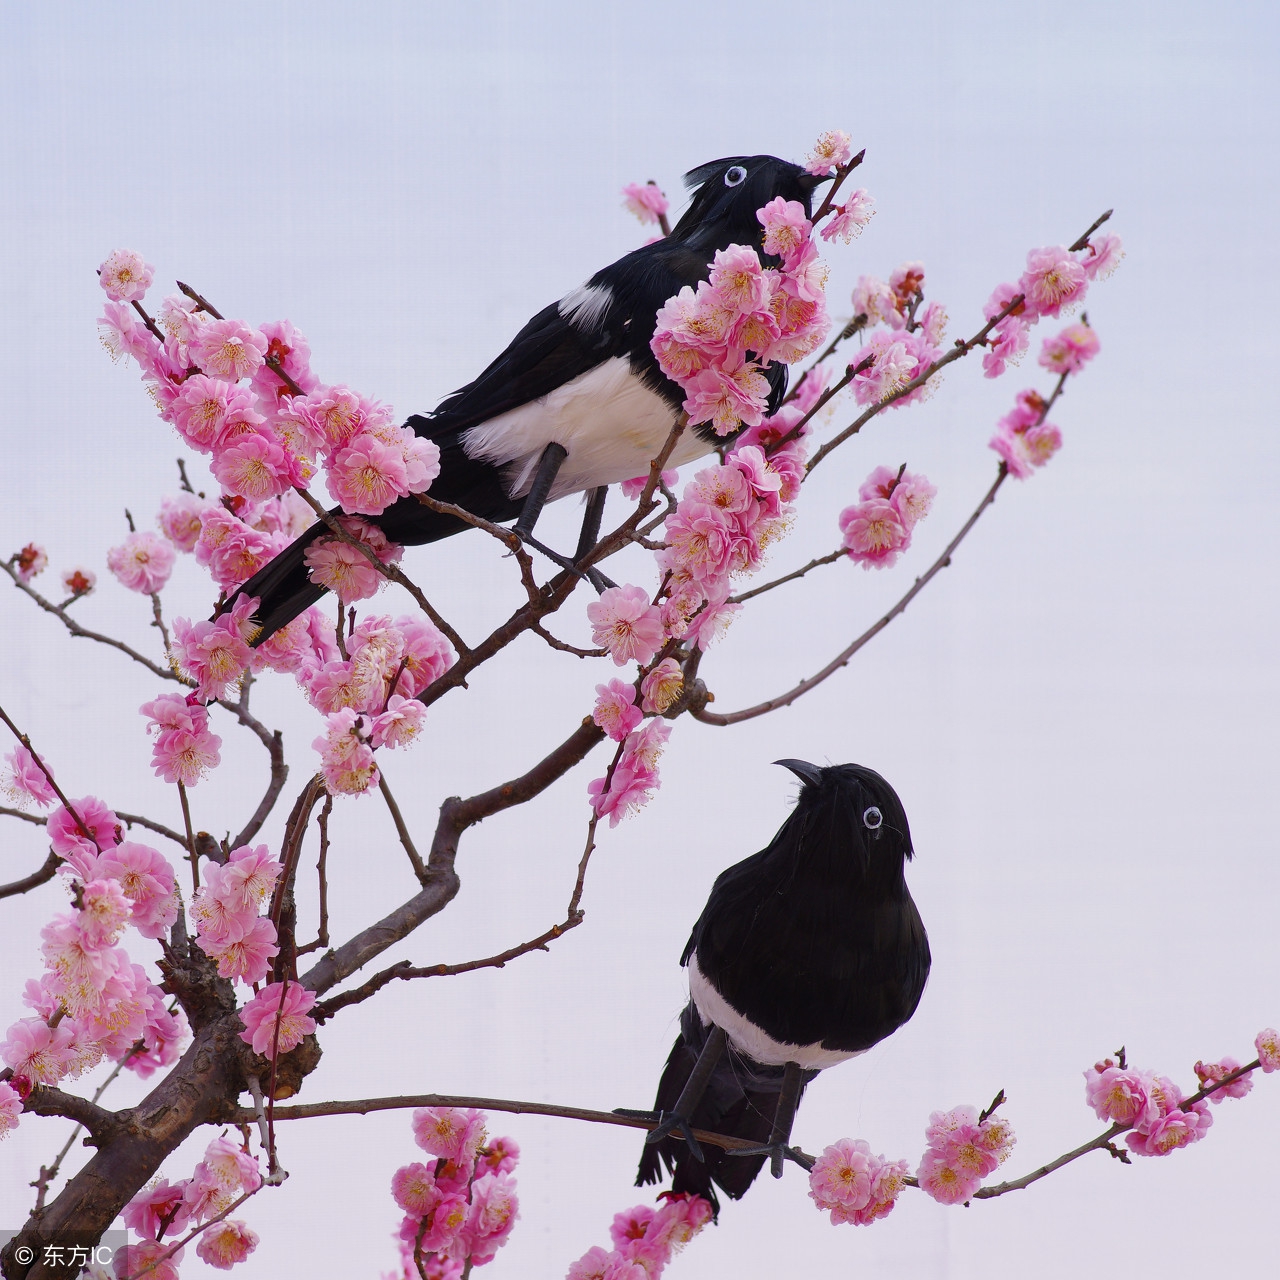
862,806 -> 883,830
724,165 -> 747,187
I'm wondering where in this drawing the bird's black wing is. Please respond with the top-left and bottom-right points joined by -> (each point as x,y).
420,300 -> 625,446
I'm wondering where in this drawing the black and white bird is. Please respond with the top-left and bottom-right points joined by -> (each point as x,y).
630,760 -> 931,1211
231,155 -> 827,640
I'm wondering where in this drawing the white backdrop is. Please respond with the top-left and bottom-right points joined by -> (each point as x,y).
2,2 -> 1278,1276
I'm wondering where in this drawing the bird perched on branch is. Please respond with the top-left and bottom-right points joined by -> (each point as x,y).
627,759 -> 930,1211
230,155 -> 827,641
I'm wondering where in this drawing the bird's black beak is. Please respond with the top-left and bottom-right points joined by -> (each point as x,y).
795,171 -> 831,194
774,759 -> 824,787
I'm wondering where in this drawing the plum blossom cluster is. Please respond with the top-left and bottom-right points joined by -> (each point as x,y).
847,262 -> 948,407
189,844 -> 283,986
96,251 -> 439,521
915,1104 -> 1016,1204
119,1132 -> 263,1276
978,235 -> 1121,380
989,387 -> 1063,479
1083,1054 -> 1228,1157
566,1194 -> 713,1279
382,1108 -> 520,1278
140,692 -> 222,786
807,1139 -> 909,1226
839,464 -> 936,570
650,198 -> 830,436
584,371 -> 828,822
304,611 -> 452,795
988,320 -> 1101,478
0,795 -> 186,1105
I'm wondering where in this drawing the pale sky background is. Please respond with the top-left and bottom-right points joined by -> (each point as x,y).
2,2 -> 1278,1277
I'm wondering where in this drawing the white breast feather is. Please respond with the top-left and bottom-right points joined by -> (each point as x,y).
461,356 -> 714,500
687,950 -> 864,1071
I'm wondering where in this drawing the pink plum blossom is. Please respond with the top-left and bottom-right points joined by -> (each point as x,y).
194,507 -> 277,590
60,566 -> 97,596
171,613 -> 252,702
1194,1057 -> 1254,1101
808,1138 -> 876,1213
1,1018 -> 76,1085
96,841 -> 178,939
392,1162 -> 439,1217
805,128 -> 853,174
593,680 -> 643,741
371,695 -> 428,749
820,189 -> 875,243
98,300 -> 157,365
1125,1107 -> 1211,1157
1256,1029 -> 1280,1072
683,361 -> 772,436
587,585 -> 665,667
463,1171 -> 520,1264
314,708 -> 380,795
113,1240 -> 183,1280
48,795 -> 121,861
190,319 -> 268,381
1081,232 -> 1124,280
79,878 -> 132,947
211,430 -> 295,501
141,692 -> 223,786
123,1178 -> 192,1240
1038,321 -> 1101,376
982,316 -> 1030,378
196,1219 -> 260,1269
238,981 -> 317,1058
202,915 -> 280,985
1018,246 -> 1087,320
758,198 -> 812,262
98,249 -> 154,302
327,433 -> 411,515
641,658 -> 683,714
3,744 -> 57,808
413,1107 -> 487,1163
304,518 -> 403,605
851,275 -> 900,328
840,498 -> 909,569
106,531 -> 175,594
622,181 -> 669,226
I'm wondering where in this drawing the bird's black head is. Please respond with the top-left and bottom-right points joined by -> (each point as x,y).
774,759 -> 914,882
669,155 -> 826,256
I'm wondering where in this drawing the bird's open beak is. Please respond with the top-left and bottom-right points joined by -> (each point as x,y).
774,759 -> 824,786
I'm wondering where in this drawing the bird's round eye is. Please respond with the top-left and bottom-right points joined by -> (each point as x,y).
724,165 -> 747,187
862,806 -> 883,830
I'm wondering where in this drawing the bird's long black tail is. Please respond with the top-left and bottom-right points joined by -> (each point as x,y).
228,490 -> 484,644
228,432 -> 524,643
637,1005 -> 810,1212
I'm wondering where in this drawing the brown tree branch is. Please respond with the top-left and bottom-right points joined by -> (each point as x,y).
728,550 -> 844,605
227,1090 -> 811,1162
0,850 -> 60,899
2,560 -> 182,685
302,717 -> 605,999
694,465 -> 1009,726
379,775 -> 428,884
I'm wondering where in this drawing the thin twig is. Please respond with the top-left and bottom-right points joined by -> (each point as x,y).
117,810 -> 190,849
2,559 -> 182,683
296,796 -> 332,957
531,623 -> 606,658
729,549 -> 844,604
177,781 -> 199,892
693,466 -> 1009,725
380,775 -> 428,883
